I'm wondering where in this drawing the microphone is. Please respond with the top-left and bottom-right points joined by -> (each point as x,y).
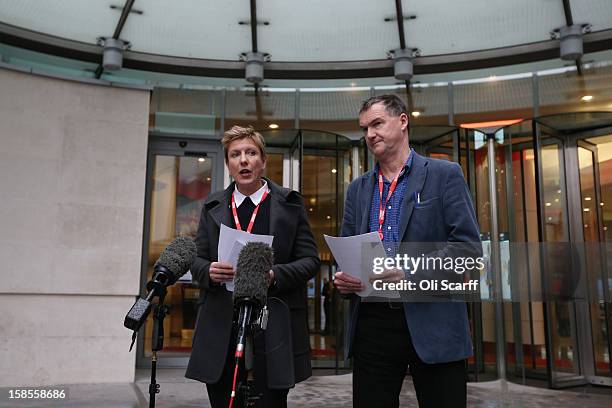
124,236 -> 197,331
148,236 -> 197,293
233,242 -> 274,309
229,242 -> 274,407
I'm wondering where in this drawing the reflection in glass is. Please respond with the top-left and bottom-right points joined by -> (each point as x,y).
579,136 -> 612,377
144,155 -> 213,356
540,141 -> 577,375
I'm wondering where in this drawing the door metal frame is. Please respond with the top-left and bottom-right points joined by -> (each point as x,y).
534,123 -> 588,388
136,135 -> 224,368
571,128 -> 612,386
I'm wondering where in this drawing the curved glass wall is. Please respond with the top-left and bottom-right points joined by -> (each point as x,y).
259,129 -> 357,369
460,113 -> 612,388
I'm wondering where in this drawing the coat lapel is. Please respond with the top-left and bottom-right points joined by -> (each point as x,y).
208,185 -> 232,228
398,153 -> 428,241
359,172 -> 376,234
269,192 -> 283,239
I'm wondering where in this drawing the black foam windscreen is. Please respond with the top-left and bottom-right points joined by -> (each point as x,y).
154,236 -> 197,282
233,242 -> 274,307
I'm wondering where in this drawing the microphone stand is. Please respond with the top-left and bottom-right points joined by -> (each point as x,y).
229,299 -> 268,408
148,286 -> 169,408
229,301 -> 252,408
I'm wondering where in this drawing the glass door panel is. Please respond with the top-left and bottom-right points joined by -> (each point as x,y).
143,153 -> 215,358
471,130 -> 501,380
578,136 -> 612,381
260,129 -> 356,370
263,152 -> 284,186
539,131 -> 582,386
509,144 -> 548,380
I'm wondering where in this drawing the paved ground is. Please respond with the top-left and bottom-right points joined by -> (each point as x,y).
1,369 -> 611,407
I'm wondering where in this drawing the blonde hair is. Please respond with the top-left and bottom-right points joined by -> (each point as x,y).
221,125 -> 266,161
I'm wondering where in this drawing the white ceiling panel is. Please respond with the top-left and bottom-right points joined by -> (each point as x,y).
0,0 -> 611,63
404,0 -> 566,55
0,0 -> 117,44
571,0 -> 612,32
257,0 -> 398,61
120,0 -> 250,59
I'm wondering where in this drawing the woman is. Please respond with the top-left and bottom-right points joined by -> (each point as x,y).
185,125 -> 320,408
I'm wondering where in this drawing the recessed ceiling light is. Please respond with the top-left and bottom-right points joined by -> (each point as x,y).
581,95 -> 593,102
198,157 -> 205,162
331,169 -> 337,174
268,123 -> 279,129
411,111 -> 421,117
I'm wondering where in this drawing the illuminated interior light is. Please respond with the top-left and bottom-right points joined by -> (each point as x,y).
460,119 -> 522,129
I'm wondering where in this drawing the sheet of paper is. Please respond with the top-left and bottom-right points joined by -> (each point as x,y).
218,223 -> 274,292
223,240 -> 245,292
324,232 -> 399,298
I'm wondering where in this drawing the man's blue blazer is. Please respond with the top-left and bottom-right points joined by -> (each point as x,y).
341,151 -> 481,364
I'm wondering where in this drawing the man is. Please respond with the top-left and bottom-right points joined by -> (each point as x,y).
185,126 -> 320,407
334,95 -> 480,408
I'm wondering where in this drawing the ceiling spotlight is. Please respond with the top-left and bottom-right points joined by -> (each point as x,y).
390,48 -> 418,81
411,111 -> 421,118
268,123 -> 279,129
198,157 -> 206,162
581,95 -> 593,102
241,52 -> 270,84
97,37 -> 130,71
551,24 -> 591,61
331,169 -> 337,174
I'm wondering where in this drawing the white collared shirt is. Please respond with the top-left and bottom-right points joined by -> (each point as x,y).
233,180 -> 269,207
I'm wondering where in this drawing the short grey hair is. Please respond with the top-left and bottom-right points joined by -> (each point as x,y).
359,94 -> 407,117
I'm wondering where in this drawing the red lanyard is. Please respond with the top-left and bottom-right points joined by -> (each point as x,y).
378,172 -> 399,240
231,189 -> 269,233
